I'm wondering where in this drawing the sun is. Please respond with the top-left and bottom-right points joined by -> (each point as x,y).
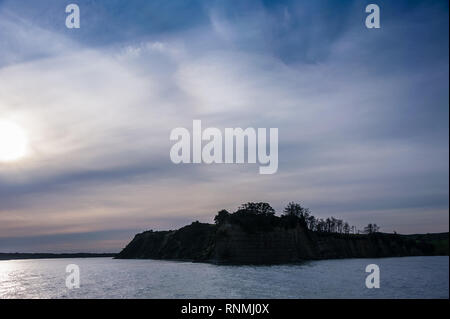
0,120 -> 29,162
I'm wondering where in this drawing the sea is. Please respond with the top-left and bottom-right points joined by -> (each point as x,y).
0,256 -> 448,298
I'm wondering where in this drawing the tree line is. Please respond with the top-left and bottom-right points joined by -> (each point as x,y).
214,201 -> 380,234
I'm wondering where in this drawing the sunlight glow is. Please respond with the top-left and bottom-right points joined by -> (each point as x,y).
0,120 -> 29,162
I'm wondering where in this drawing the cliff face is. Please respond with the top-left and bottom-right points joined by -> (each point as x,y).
211,224 -> 436,263
116,222 -> 216,260
116,222 -> 446,264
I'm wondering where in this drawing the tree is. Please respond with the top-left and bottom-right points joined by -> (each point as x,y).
214,209 -> 230,225
364,223 -> 380,234
316,218 -> 325,232
336,219 -> 343,233
239,202 -> 275,216
343,222 -> 350,234
364,224 -> 373,234
307,215 -> 316,231
283,202 -> 302,217
283,202 -> 312,228
325,218 -> 331,232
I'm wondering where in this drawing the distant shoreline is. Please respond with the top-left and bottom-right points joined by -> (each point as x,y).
0,253 -> 117,261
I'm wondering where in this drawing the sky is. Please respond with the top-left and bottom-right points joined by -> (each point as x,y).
0,0 -> 448,253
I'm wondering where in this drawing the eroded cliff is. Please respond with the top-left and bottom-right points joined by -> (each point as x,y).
116,221 -> 445,264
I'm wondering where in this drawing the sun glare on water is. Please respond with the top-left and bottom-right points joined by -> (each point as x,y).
0,120 -> 29,162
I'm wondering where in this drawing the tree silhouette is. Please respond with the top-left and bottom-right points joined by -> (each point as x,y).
214,209 -> 230,225
213,201 -> 374,237
343,222 -> 350,234
364,223 -> 380,234
282,202 -> 311,227
239,202 -> 275,216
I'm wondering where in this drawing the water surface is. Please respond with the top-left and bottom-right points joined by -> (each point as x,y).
0,256 -> 447,298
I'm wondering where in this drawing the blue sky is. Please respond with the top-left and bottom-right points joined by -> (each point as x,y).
0,0 -> 448,252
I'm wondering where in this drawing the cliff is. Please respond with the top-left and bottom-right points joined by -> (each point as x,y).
116,221 -> 447,264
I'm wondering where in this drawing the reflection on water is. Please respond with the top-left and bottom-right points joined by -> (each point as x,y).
0,256 -> 448,299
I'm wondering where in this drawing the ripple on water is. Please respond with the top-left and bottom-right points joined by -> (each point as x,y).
0,256 -> 448,299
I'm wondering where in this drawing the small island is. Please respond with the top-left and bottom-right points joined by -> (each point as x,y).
116,202 -> 449,264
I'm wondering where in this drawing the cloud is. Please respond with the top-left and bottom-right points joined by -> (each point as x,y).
0,0 -> 448,251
